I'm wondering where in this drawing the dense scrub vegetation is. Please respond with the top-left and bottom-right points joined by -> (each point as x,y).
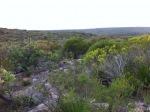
0,35 -> 150,112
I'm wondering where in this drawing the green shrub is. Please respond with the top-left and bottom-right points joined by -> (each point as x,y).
63,37 -> 90,59
0,68 -> 15,96
77,74 -> 90,85
0,68 -> 15,83
9,44 -> 43,74
125,52 -> 150,88
59,90 -> 90,112
49,71 -> 102,100
47,50 -> 62,62
13,96 -> 36,109
136,64 -> 150,87
143,93 -> 150,104
97,76 -> 135,111
110,76 -> 135,99
88,39 -> 115,52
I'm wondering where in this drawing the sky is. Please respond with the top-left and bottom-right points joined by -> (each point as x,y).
0,0 -> 150,30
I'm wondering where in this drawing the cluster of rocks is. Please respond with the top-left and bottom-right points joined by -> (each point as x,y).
12,70 -> 59,112
134,102 -> 150,112
91,101 -> 150,112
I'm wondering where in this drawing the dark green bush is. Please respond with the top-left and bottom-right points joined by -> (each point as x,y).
125,47 -> 150,88
126,62 -> 150,88
9,44 -> 43,74
63,37 -> 90,59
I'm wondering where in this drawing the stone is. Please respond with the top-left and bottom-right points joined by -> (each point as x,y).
63,68 -> 69,73
92,103 -> 109,109
116,106 -> 128,112
134,102 -> 148,112
32,78 -> 38,83
44,83 -> 52,90
59,67 -> 63,71
28,103 -> 48,112
51,93 -> 58,99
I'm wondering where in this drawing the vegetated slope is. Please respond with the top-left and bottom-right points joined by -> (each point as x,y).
0,28 -> 94,42
1,27 -> 150,42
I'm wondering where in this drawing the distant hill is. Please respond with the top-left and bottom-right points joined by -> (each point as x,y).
1,27 -> 150,42
72,27 -> 150,36
0,28 -> 94,42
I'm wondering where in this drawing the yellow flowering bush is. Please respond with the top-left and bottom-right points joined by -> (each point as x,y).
0,68 -> 15,84
84,48 -> 107,64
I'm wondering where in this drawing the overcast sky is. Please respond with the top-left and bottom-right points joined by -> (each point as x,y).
0,0 -> 150,30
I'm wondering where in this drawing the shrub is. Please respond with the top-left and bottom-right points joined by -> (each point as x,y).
110,76 -> 135,99
47,50 -> 63,62
13,96 -> 36,109
97,75 -> 135,111
135,64 -> 150,87
59,90 -> 90,112
0,68 -> 15,83
84,48 -> 107,64
125,46 -> 150,88
143,93 -> 150,104
88,39 -> 115,51
9,44 -> 43,74
63,37 -> 90,59
84,43 -> 128,78
0,43 -> 12,70
49,71 -> 101,100
0,68 -> 15,104
77,74 -> 90,85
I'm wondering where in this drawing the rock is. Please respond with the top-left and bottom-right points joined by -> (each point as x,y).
90,99 -> 96,103
116,106 -> 128,112
53,69 -> 59,72
59,67 -> 63,71
67,60 -> 74,65
134,102 -> 148,112
51,92 -> 58,99
32,92 -> 45,104
92,103 -> 109,110
77,59 -> 83,63
63,68 -> 69,73
28,103 -> 48,112
32,78 -> 38,83
146,105 -> 150,111
49,88 -> 59,100
44,83 -> 52,90
23,77 -> 31,82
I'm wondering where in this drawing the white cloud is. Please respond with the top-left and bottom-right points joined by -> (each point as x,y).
0,0 -> 150,30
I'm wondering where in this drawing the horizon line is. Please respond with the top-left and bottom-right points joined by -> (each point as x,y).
1,26 -> 150,31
